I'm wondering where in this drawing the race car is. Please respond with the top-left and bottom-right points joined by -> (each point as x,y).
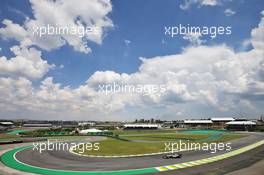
162,153 -> 182,159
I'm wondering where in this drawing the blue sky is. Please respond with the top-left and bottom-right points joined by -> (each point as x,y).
0,0 -> 264,120
45,0 -> 262,87
1,0 -> 263,87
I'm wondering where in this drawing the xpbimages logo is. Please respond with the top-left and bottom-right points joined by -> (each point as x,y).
98,82 -> 167,96
32,140 -> 100,153
32,24 -> 100,38
165,24 -> 232,38
164,140 -> 232,154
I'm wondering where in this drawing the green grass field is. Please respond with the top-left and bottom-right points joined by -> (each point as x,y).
7,130 -> 28,135
0,133 -> 20,141
214,133 -> 248,143
74,138 -> 166,156
120,133 -> 209,141
112,129 -> 178,136
1,129 -> 247,156
73,130 -> 247,156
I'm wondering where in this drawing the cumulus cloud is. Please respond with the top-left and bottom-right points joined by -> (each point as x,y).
1,40 -> 263,120
0,0 -> 113,54
0,8 -> 264,120
251,10 -> 264,51
0,77 -> 33,112
0,19 -> 29,43
0,45 -> 54,79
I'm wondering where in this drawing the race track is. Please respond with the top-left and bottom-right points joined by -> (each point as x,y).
1,132 -> 264,175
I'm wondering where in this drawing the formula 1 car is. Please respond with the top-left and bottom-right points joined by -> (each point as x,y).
162,153 -> 182,159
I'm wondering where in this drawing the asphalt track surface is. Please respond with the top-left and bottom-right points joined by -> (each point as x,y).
14,133 -> 264,171
152,144 -> 264,175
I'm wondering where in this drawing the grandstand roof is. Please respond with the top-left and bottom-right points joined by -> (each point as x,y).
124,124 -> 159,128
226,121 -> 256,125
184,120 -> 213,124
211,117 -> 234,121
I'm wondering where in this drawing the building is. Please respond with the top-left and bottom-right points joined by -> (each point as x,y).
226,121 -> 256,131
78,128 -> 112,135
23,123 -> 52,128
211,117 -> 234,129
0,121 -> 15,130
78,122 -> 96,127
56,121 -> 79,128
184,120 -> 213,129
123,124 -> 160,130
162,120 -> 184,128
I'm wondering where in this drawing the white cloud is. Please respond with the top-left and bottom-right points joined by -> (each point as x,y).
224,8 -> 236,16
180,0 -> 222,10
0,77 -> 33,111
183,32 -> 205,45
200,0 -> 219,6
0,19 -> 29,43
251,10 -> 264,51
0,41 -> 263,119
0,9 -> 264,120
2,40 -> 263,119
0,0 -> 113,54
2,38 -> 264,119
0,45 -> 54,79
